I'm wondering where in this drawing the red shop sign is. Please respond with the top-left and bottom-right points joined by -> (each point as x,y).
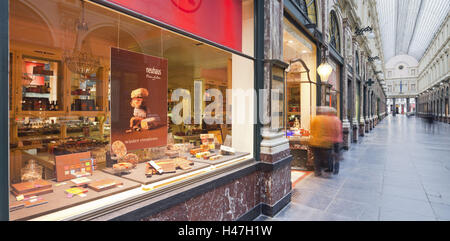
106,0 -> 243,52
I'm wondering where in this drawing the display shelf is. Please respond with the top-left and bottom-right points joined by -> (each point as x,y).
23,93 -> 51,98
193,152 -> 250,166
69,111 -> 106,117
17,111 -> 66,117
288,112 -> 300,115
102,161 -> 211,185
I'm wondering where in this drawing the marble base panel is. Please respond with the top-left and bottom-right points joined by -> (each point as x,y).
140,158 -> 293,221
342,127 -> 351,150
259,164 -> 291,207
352,125 -> 359,143
141,171 -> 261,221
359,123 -> 365,137
260,149 -> 291,163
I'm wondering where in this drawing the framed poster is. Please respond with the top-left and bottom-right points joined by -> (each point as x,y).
111,47 -> 168,152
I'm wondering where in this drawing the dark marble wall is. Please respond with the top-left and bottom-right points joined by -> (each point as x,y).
142,171 -> 260,221
140,165 -> 291,221
259,164 -> 291,206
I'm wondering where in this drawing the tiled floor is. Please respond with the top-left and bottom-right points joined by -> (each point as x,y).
255,115 -> 450,221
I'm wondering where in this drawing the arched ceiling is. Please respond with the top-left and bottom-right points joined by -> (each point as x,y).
376,0 -> 449,62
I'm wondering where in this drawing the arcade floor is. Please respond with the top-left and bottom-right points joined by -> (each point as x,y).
255,115 -> 450,221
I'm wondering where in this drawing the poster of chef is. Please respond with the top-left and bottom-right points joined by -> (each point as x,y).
111,47 -> 168,151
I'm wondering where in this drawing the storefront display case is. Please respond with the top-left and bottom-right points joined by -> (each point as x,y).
282,18 -> 317,170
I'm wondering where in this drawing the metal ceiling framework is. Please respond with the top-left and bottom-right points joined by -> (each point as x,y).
376,0 -> 449,62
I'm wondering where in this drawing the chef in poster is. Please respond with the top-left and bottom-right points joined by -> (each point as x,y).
111,47 -> 168,151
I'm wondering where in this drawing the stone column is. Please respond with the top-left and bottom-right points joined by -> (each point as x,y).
342,18 -> 351,150
393,98 -> 396,116
406,98 -> 410,114
351,40 -> 358,143
259,0 -> 292,217
367,87 -> 373,131
365,84 -> 370,133
371,91 -> 375,129
359,53 -> 365,137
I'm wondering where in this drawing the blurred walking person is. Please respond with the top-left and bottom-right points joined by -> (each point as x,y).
310,107 -> 336,177
329,108 -> 342,175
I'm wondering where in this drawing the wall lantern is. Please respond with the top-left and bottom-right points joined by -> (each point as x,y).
317,60 -> 333,84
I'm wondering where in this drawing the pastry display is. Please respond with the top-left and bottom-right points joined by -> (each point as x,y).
24,198 -> 48,208
190,148 -> 207,156
209,155 -> 223,161
220,145 -> 236,155
200,134 -> 216,150
146,161 -> 163,176
55,152 -> 96,182
111,140 -> 127,159
122,153 -> 139,167
157,163 -> 177,173
195,151 -> 210,159
146,157 -> 195,176
165,150 -> 179,158
200,144 -> 211,151
71,177 -> 92,187
10,196 -> 48,212
172,157 -> 194,167
20,160 -> 43,182
113,162 -> 134,173
9,202 -> 25,212
88,179 -> 123,192
64,187 -> 88,196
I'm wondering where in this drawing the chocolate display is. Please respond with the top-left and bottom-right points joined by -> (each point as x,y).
146,158 -> 194,176
71,177 -> 92,187
122,153 -> 139,167
11,180 -> 53,198
111,140 -> 127,159
113,162 -> 135,173
220,145 -> 236,155
64,187 -> 88,196
190,148 -> 207,156
165,150 -> 179,158
87,179 -> 123,192
55,152 -> 96,182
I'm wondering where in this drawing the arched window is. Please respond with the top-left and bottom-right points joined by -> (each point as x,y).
329,10 -> 340,52
294,0 -> 317,24
294,0 -> 308,13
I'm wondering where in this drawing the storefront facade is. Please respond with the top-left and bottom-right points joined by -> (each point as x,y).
0,0 -> 390,221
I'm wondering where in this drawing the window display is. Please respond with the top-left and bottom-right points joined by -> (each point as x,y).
283,18 -> 317,135
8,0 -> 254,220
283,17 -> 317,170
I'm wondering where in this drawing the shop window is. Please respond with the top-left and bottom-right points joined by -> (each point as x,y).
283,18 -> 317,136
8,0 -> 254,220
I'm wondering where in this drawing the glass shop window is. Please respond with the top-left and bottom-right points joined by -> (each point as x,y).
283,18 -> 317,137
8,0 -> 254,220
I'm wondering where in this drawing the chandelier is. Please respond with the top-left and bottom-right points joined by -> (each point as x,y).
63,0 -> 100,81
